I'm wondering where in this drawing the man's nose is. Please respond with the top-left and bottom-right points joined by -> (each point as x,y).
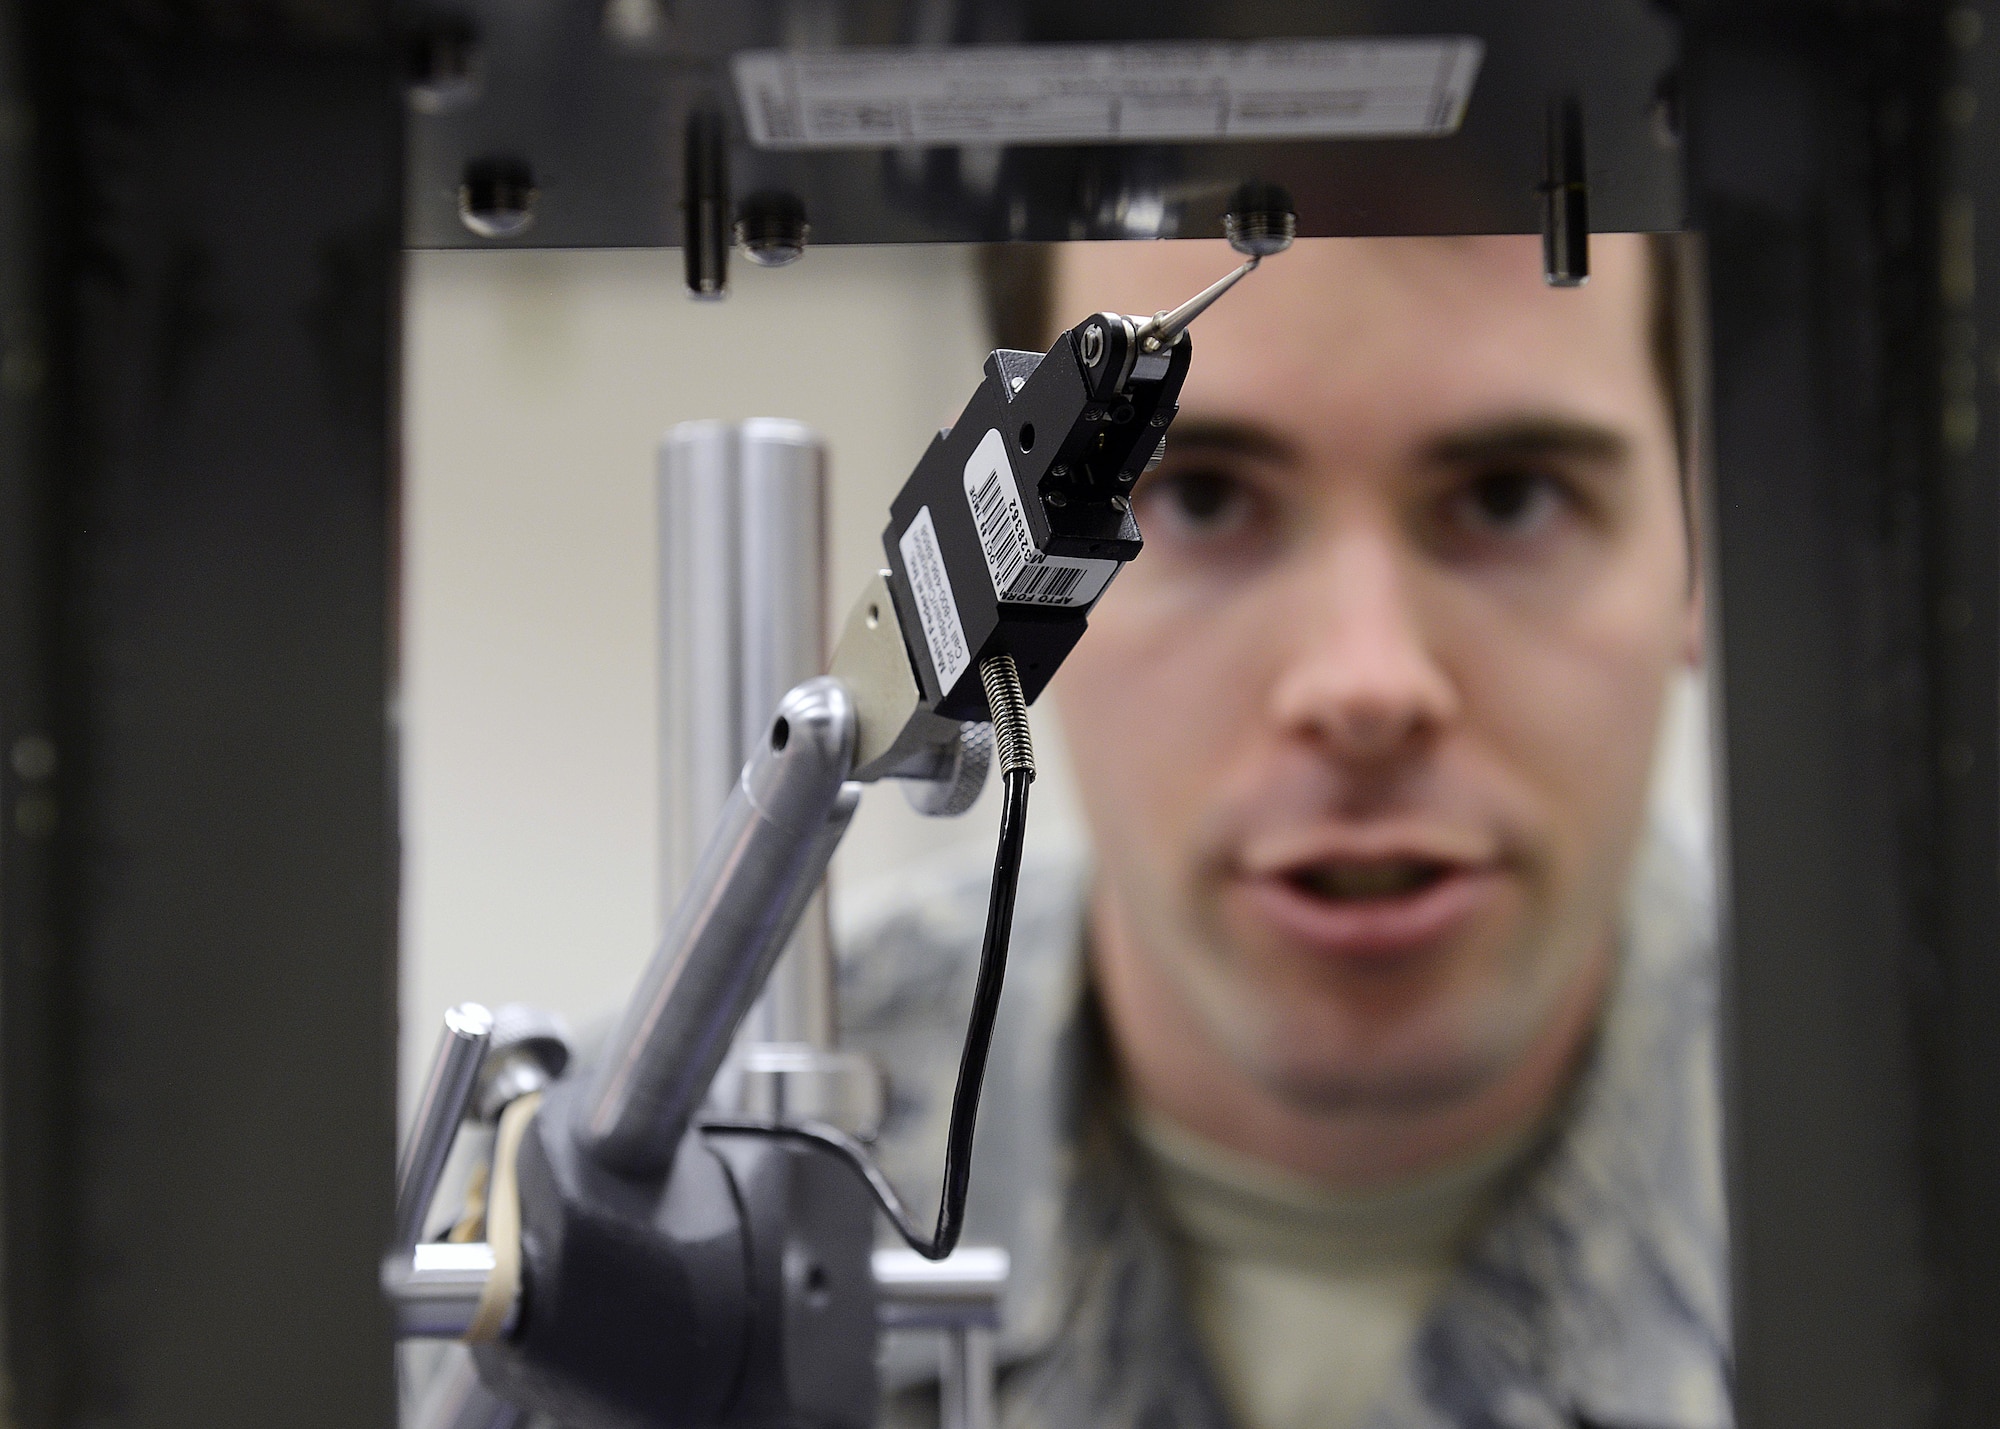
1268,532 -> 1460,762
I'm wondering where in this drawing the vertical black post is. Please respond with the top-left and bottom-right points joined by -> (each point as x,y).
1927,8 -> 2000,1417
1,4 -> 401,1423
1541,94 -> 1589,287
683,105 -> 732,299
0,0 -> 69,1417
1686,2 -> 2000,1425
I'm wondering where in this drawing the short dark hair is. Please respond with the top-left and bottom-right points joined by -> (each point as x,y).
975,236 -> 1695,492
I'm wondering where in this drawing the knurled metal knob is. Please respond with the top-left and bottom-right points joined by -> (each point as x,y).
902,720 -> 994,818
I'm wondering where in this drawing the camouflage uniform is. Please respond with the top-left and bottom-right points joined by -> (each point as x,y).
836,825 -> 1731,1429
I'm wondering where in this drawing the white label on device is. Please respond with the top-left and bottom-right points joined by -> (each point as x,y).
964,428 -> 1119,610
898,505 -> 971,693
734,38 -> 1483,150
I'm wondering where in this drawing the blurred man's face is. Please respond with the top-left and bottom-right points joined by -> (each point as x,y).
1051,237 -> 1695,1136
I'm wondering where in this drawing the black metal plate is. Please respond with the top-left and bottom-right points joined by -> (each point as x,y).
403,0 -> 1684,249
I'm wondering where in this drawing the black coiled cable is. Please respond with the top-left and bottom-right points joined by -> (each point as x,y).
705,655 -> 1034,1261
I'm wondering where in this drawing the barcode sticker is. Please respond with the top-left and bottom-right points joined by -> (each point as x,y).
963,428 -> 1120,610
897,506 -> 971,694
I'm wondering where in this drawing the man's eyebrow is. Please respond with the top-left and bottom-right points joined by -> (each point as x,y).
1422,416 -> 1631,468
1157,416 -> 1301,465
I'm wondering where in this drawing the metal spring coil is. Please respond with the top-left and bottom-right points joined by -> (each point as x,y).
978,654 -> 1035,781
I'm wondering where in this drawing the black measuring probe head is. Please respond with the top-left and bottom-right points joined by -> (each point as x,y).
879,313 -> 1187,722
878,248 -> 1279,724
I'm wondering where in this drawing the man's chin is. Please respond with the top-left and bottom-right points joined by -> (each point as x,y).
1200,989 -> 1519,1116
1253,1050 -> 1504,1117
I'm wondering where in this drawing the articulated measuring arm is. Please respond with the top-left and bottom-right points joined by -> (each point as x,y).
383,246 -> 1281,1428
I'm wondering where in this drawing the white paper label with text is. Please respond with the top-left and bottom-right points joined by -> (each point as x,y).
897,505 -> 971,693
735,38 -> 1484,150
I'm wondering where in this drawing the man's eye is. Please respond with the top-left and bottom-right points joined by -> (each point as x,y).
1460,467 -> 1566,534
1141,469 -> 1251,533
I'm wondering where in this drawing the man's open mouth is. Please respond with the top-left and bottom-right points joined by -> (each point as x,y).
1287,860 -> 1453,902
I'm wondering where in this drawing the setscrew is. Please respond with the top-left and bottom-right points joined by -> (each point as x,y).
735,190 -> 809,267
459,157 -> 536,239
1223,181 -> 1297,258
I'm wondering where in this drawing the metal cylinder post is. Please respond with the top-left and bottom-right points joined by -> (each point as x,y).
939,1327 -> 997,1429
736,422 -> 836,1049
658,419 -> 747,912
659,417 -> 832,1050
395,1004 -> 494,1252
658,419 -> 883,1135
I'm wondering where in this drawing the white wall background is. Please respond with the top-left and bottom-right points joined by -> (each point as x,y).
399,244 -> 1711,1108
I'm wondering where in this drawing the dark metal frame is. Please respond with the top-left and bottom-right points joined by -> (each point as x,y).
2,5 -> 400,1423
1686,3 -> 2000,1423
4,1 -> 1998,1425
401,0 -> 1686,250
